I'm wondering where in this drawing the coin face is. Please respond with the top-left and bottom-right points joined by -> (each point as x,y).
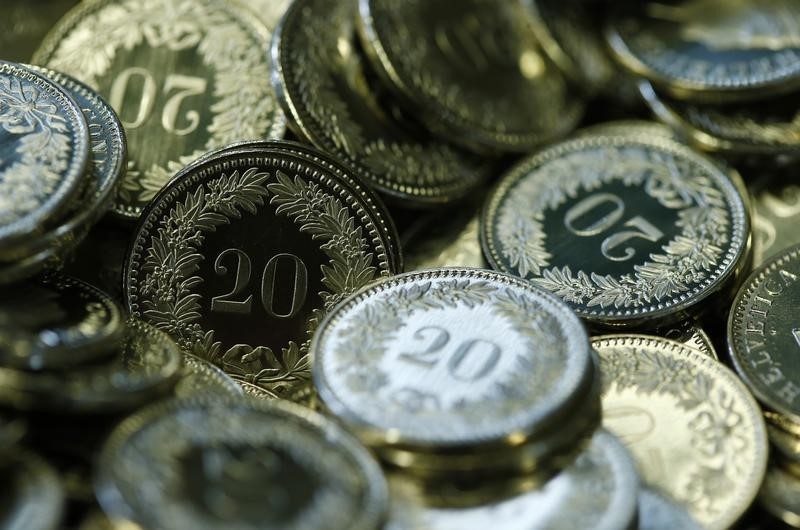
638,488 -> 703,530
0,274 -> 124,370
272,0 -> 490,205
34,0 -> 286,219
313,268 -> 592,452
751,177 -> 800,267
386,430 -> 638,530
607,0 -> 800,100
96,398 -> 388,530
1,452 -> 64,530
237,0 -> 293,31
482,133 -> 749,327
174,353 -> 243,398
0,319 -> 182,413
125,141 -> 398,398
357,0 -> 584,153
594,335 -> 768,530
729,245 -> 800,423
641,80 -> 800,156
0,61 -> 89,248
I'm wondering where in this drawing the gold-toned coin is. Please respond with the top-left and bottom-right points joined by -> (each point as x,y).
173,353 -> 243,398
385,430 -> 638,530
760,463 -> 800,528
751,175 -> 800,267
357,0 -> 584,153
594,334 -> 768,530
33,0 -> 286,220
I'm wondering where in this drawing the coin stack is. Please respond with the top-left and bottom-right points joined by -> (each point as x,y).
1,0 -> 800,528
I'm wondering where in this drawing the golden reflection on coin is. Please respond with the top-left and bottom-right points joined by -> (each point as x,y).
593,334 -> 768,530
33,0 -> 286,220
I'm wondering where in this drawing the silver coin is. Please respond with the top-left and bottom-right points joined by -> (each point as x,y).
1,452 -> 64,530
638,488 -> 703,530
96,397 -> 388,530
174,353 -> 243,398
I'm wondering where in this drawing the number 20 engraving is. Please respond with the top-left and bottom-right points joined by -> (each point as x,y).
399,326 -> 501,382
211,249 -> 308,318
564,192 -> 664,262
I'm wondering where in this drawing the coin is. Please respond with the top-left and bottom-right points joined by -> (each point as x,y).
594,334 -> 768,530
237,0 -> 293,31
95,397 -> 388,530
766,415 -> 800,466
272,0 -> 491,206
729,244 -> 800,425
0,65 -> 127,261
0,244 -> 59,285
125,141 -> 399,399
482,132 -> 749,328
0,61 -> 89,248
523,0 -> 615,94
0,413 -> 25,461
760,464 -> 800,528
385,430 -> 638,530
638,487 -> 703,530
607,0 -> 800,101
1,452 -> 64,530
312,268 -> 597,477
174,353 -> 243,398
751,175 -> 800,267
33,0 -> 286,220
0,274 -> 124,370
0,319 -> 182,413
0,0 -> 78,63
357,0 -> 584,153
652,318 -> 718,360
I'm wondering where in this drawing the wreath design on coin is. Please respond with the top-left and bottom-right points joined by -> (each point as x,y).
138,168 -> 378,395
0,77 -> 72,225
601,346 -> 751,523
496,146 -> 730,309
333,278 -> 564,420
45,0 -> 279,209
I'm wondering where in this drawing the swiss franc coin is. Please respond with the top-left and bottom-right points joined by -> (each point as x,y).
0,274 -> 124,370
0,319 -> 182,413
125,141 -> 398,399
1,452 -> 64,530
638,488 -> 703,530
606,0 -> 800,101
357,0 -> 583,153
752,177 -> 800,267
34,0 -> 286,220
482,131 -> 749,328
272,0 -> 490,205
386,430 -> 638,530
312,268 -> 596,475
174,353 -> 243,398
95,397 -> 388,530
729,244 -> 800,425
594,334 -> 768,530
0,61 -> 89,247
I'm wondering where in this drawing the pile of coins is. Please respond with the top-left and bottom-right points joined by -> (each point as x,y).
2,0 -> 800,528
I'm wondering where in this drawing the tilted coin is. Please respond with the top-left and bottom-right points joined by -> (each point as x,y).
95,397 -> 388,530
522,0 -> 615,94
272,0 -> 491,206
482,131 -> 749,328
0,61 -> 89,248
0,274 -> 124,370
759,464 -> 800,528
751,175 -> 800,267
606,0 -> 800,101
641,80 -> 800,157
0,65 -> 127,261
357,0 -> 584,153
766,415 -> 800,466
386,430 -> 638,530
0,413 -> 26,461
575,119 -> 679,141
174,353 -> 243,398
0,244 -> 59,285
125,141 -> 399,399
312,268 -> 597,477
0,319 -> 182,413
652,318 -> 718,360
729,244 -> 800,425
1,452 -> 64,530
594,334 -> 768,530
0,0 -> 78,63
638,487 -> 703,530
34,0 -> 286,220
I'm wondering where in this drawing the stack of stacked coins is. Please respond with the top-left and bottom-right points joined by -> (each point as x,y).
2,0 -> 800,528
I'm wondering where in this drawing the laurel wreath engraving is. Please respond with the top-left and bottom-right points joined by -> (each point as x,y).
601,346 -> 750,523
497,146 -> 730,309
138,168 -> 378,395
45,0 -> 278,208
0,77 -> 72,226
335,279 -> 564,418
